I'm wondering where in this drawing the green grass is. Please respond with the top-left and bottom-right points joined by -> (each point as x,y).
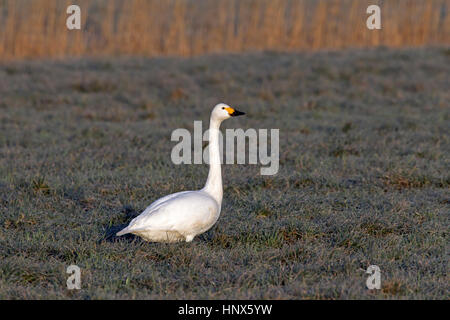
0,47 -> 449,299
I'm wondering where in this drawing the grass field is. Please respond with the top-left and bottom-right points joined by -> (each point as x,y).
0,47 -> 449,299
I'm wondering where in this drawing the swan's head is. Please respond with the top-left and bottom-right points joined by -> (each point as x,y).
211,103 -> 245,121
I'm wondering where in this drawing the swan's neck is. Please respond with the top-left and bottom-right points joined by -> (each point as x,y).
202,118 -> 223,206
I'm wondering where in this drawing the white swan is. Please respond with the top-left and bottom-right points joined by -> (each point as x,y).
116,103 -> 245,242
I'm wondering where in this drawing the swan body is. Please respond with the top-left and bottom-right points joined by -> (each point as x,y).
116,103 -> 245,242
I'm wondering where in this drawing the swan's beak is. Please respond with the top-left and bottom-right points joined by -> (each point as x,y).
230,109 -> 245,117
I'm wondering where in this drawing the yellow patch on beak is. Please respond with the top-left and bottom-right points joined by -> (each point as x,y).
225,107 -> 235,115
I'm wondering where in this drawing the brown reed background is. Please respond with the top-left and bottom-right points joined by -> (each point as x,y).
0,0 -> 449,60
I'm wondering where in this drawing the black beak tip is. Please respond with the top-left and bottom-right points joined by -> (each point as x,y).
232,110 -> 245,117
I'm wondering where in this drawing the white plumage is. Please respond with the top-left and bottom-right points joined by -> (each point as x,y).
116,103 -> 245,242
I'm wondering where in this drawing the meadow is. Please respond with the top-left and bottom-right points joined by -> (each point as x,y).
0,46 -> 449,299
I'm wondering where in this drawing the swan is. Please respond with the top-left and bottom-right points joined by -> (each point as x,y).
116,103 -> 245,242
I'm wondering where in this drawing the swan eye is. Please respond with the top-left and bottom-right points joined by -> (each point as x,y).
222,107 -> 225,110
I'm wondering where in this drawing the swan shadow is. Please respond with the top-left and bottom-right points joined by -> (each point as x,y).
196,226 -> 221,243
102,223 -> 139,243
100,205 -> 141,243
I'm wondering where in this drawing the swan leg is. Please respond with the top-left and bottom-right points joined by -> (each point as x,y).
185,235 -> 195,242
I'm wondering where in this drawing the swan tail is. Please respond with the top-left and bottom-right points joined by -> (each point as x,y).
116,227 -> 131,236
116,226 -> 156,236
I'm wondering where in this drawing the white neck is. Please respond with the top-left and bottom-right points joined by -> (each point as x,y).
202,117 -> 223,206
